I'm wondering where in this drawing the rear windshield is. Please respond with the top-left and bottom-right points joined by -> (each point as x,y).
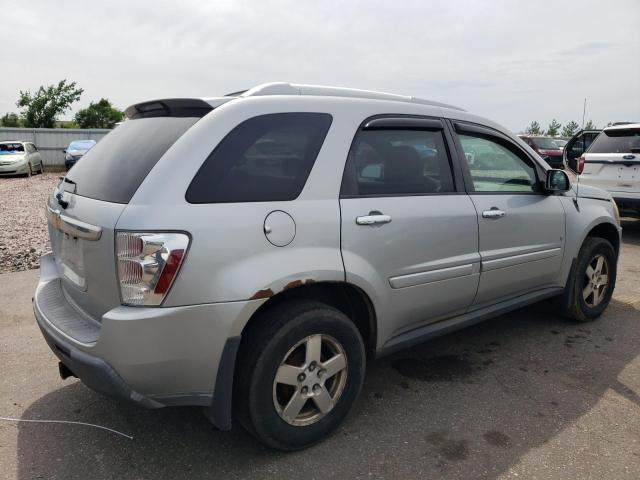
588,128 -> 640,154
532,137 -> 561,150
0,143 -> 24,154
66,117 -> 198,203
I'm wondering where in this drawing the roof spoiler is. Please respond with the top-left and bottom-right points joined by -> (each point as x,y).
124,98 -> 213,120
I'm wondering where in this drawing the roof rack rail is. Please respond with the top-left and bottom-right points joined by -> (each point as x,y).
227,82 -> 465,111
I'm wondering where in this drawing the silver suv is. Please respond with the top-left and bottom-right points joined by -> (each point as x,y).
34,83 -> 621,450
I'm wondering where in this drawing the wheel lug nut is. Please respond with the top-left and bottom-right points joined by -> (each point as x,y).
318,369 -> 325,378
308,363 -> 316,372
313,384 -> 321,392
301,386 -> 308,394
297,373 -> 306,382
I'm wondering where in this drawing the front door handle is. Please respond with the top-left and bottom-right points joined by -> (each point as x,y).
482,208 -> 506,219
356,211 -> 392,226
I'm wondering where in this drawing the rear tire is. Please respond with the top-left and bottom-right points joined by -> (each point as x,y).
563,237 -> 617,322
235,300 -> 365,450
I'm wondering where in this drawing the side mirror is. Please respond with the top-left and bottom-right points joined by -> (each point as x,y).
545,169 -> 571,192
62,149 -> 66,153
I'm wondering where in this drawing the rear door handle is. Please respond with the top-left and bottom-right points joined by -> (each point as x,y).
482,208 -> 506,219
356,212 -> 392,226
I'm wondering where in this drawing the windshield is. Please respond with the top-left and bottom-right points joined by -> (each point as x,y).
0,143 -> 24,154
532,137 -> 561,150
588,128 -> 640,154
65,116 -> 199,203
68,140 -> 96,150
553,139 -> 567,148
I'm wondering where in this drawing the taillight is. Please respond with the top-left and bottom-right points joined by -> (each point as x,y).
577,156 -> 586,174
116,232 -> 190,306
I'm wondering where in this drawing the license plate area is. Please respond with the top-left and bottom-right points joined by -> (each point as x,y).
60,233 -> 86,290
618,165 -> 638,182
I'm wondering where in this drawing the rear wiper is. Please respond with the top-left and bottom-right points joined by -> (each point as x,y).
62,177 -> 77,189
56,177 -> 77,209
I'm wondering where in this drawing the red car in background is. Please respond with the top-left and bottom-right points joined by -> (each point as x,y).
518,135 -> 564,168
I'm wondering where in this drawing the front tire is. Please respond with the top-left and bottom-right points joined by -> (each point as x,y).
235,300 -> 366,450
563,237 -> 617,322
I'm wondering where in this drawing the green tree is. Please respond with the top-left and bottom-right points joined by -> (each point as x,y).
16,79 -> 84,128
584,120 -> 597,130
74,98 -> 124,128
525,121 -> 544,135
0,112 -> 21,127
547,119 -> 561,137
561,121 -> 579,137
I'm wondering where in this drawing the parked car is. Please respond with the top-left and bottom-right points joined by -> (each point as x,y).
518,135 -> 564,168
568,123 -> 640,218
0,141 -> 44,177
64,139 -> 97,170
34,83 -> 621,450
563,129 -> 601,171
553,138 -> 568,149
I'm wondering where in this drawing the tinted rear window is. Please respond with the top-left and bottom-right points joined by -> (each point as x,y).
66,117 -> 199,203
588,128 -> 640,154
186,113 -> 332,203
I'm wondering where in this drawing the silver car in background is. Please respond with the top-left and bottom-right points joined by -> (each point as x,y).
0,141 -> 44,176
33,83 -> 621,450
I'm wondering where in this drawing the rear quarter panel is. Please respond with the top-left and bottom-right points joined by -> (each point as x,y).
119,97 -> 447,337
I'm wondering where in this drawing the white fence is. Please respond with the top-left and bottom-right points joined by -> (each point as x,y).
0,127 -> 111,167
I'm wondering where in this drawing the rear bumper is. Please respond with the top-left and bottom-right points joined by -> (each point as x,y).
612,193 -> 640,216
33,253 -> 264,427
36,314 -> 162,407
0,162 -> 29,175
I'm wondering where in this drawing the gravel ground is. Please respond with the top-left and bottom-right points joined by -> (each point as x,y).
0,173 -> 59,274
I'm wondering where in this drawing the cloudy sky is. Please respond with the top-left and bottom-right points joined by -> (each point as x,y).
3,0 -> 639,131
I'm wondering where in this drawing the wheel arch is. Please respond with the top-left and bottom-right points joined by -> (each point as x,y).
584,221 -> 620,257
240,281 -> 378,357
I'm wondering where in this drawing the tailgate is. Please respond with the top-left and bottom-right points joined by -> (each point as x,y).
581,153 -> 639,193
47,189 -> 126,320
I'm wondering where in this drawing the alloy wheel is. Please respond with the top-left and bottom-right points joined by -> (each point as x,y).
583,254 -> 609,308
272,334 -> 348,426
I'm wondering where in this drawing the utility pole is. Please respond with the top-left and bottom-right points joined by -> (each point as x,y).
582,98 -> 587,128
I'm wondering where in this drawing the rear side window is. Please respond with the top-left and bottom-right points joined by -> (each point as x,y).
588,129 -> 640,153
66,117 -> 199,203
186,113 -> 332,203
341,128 -> 455,197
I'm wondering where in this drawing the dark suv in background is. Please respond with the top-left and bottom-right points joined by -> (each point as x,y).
64,139 -> 97,170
